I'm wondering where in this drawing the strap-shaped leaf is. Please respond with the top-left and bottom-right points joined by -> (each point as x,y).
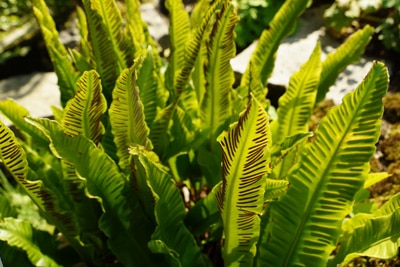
0,240 -> 31,267
150,0 -> 223,157
110,62 -> 152,172
256,62 -> 388,266
81,0 -> 119,101
62,70 -> 106,145
0,99 -> 48,146
216,96 -> 272,266
31,0 -> 79,106
364,172 -> 391,189
201,2 -> 237,138
0,120 -> 81,252
316,25 -> 374,103
0,218 -> 61,267
240,0 -> 309,87
137,47 -> 163,129
132,148 -> 210,267
164,0 -> 190,94
330,193 -> 400,266
87,0 -> 132,70
125,0 -> 145,50
273,43 -> 321,143
271,42 -> 321,179
264,178 -> 289,201
190,0 -> 209,105
165,104 -> 198,159
173,0 -> 224,98
237,62 -> 269,110
0,103 -> 102,262
27,118 -> 162,266
76,5 -> 92,66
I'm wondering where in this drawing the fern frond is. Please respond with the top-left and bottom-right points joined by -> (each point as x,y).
316,25 -> 374,103
256,62 -> 389,266
27,118 -> 163,266
31,0 -> 79,106
240,0 -> 309,88
330,193 -> 400,266
137,47 -> 163,128
0,119 -> 83,256
271,42 -> 321,179
264,178 -> 289,201
62,70 -> 107,145
89,0 -> 132,70
164,0 -> 190,95
151,0 -> 223,158
109,62 -> 152,172
132,148 -> 210,266
0,99 -> 48,146
76,5 -> 92,66
201,2 -> 238,138
217,96 -> 271,266
0,218 -> 61,267
81,0 -> 119,101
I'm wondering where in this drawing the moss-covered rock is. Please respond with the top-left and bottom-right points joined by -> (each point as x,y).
383,93 -> 400,123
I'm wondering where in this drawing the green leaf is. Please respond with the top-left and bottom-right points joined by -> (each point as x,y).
264,178 -> 289,201
76,5 -> 92,67
272,42 -> 321,143
216,96 -> 272,266
165,0 -> 190,95
0,240 -> 32,267
330,193 -> 400,266
271,42 -> 321,179
151,0 -> 223,158
0,99 -> 48,146
256,62 -> 389,266
62,70 -> 107,145
110,62 -> 153,172
0,218 -> 61,267
0,119 -> 81,251
185,182 -> 222,236
81,0 -> 120,101
86,0 -> 132,71
132,147 -> 210,267
236,62 -> 269,110
27,118 -> 164,266
125,0 -> 154,56
166,105 -> 198,158
316,25 -> 374,103
137,47 -> 164,128
190,0 -> 209,105
364,172 -> 391,189
201,2 -> 238,138
240,0 -> 309,87
31,0 -> 79,106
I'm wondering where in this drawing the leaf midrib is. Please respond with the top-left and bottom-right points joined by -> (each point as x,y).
282,79 -> 373,266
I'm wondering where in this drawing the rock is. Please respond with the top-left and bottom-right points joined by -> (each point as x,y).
230,5 -> 381,105
0,72 -> 60,125
140,3 -> 169,49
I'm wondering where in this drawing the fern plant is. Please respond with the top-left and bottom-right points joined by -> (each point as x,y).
0,0 -> 397,266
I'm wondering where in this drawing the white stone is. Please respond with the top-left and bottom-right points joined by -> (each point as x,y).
0,72 -> 60,125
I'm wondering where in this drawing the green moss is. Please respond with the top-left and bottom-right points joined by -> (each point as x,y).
308,99 -> 335,133
383,93 -> 400,123
381,123 -> 400,162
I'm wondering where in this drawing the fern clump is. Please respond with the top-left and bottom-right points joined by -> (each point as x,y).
0,0 -> 396,266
